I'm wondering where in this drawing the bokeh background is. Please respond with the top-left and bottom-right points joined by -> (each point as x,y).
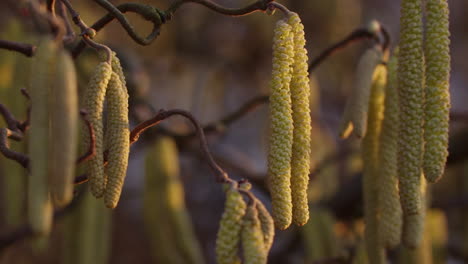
1,0 -> 468,263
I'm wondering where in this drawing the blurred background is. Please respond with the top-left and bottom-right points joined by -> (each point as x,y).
1,0 -> 468,263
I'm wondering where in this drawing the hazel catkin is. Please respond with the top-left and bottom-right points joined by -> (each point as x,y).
423,0 -> 450,183
84,62 -> 112,198
288,12 -> 312,227
398,0 -> 425,247
242,205 -> 267,264
377,54 -> 403,249
103,72 -> 130,209
267,19 -> 294,230
216,186 -> 247,264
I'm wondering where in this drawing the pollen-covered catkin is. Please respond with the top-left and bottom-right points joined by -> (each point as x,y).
49,49 -> 79,208
362,63 -> 387,264
216,186 -> 247,264
84,62 -> 112,198
339,47 -> 383,139
423,0 -> 450,183
377,54 -> 403,248
103,72 -> 130,209
287,12 -> 312,226
267,19 -> 294,230
28,37 -> 56,235
242,205 -> 267,264
254,198 -> 275,252
398,0 -> 425,246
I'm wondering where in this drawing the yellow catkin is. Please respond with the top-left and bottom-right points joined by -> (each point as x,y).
402,176 -> 427,248
287,12 -> 312,226
103,72 -> 130,209
339,47 -> 383,139
398,0 -> 425,248
49,49 -> 79,208
362,63 -> 387,264
377,54 -> 403,248
423,0 -> 450,183
84,62 -> 112,198
254,199 -> 275,253
267,19 -> 294,230
242,205 -> 267,264
28,37 -> 56,235
216,186 -> 247,264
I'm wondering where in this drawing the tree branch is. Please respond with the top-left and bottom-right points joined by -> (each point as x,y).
0,128 -> 29,169
0,40 -> 36,57
165,0 -> 274,17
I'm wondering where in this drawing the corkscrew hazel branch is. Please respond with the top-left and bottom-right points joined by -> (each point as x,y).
166,0 -> 274,17
0,128 -> 29,169
0,39 -> 36,57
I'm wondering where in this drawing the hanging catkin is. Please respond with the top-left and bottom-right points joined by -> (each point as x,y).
377,54 -> 403,249
216,186 -> 247,264
398,0 -> 425,248
28,37 -> 56,235
362,63 -> 387,264
49,49 -> 79,208
241,205 -> 267,264
423,0 -> 450,183
339,47 -> 383,139
84,62 -> 112,198
254,199 -> 275,252
267,19 -> 294,230
287,12 -> 312,227
103,72 -> 130,209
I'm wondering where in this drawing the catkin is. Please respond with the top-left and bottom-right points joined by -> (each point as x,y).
103,72 -> 130,209
216,186 -> 247,264
362,63 -> 387,264
49,49 -> 79,207
423,0 -> 450,183
267,19 -> 294,230
339,47 -> 383,139
84,62 -> 112,198
377,54 -> 403,248
287,12 -> 312,226
254,199 -> 275,253
398,0 -> 425,247
28,37 -> 56,235
242,205 -> 267,264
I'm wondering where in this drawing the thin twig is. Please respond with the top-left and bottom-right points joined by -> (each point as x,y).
0,128 -> 29,169
308,28 -> 378,73
130,109 -> 232,183
0,104 -> 22,134
56,0 -> 77,43
76,110 -> 96,164
0,39 -> 36,57
165,0 -> 274,17
18,88 -> 31,133
72,2 -> 165,58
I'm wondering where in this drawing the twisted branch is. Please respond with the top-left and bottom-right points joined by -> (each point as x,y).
0,40 -> 36,57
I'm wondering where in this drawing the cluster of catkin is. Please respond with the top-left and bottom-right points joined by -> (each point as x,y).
338,0 -> 450,261
84,51 -> 130,209
267,12 -> 311,230
215,183 -> 275,264
27,37 -> 79,236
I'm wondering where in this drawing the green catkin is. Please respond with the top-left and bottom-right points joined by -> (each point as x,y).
49,49 -> 79,207
268,19 -> 294,230
402,176 -> 427,248
339,47 -> 383,139
398,0 -> 425,248
254,199 -> 275,253
423,0 -> 450,183
303,208 -> 338,262
241,205 -> 267,264
144,137 -> 188,264
28,37 -> 56,235
145,137 -> 204,264
84,62 -> 112,198
287,12 -> 312,226
216,186 -> 247,264
362,64 -> 387,264
103,72 -> 130,209
377,54 -> 403,248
